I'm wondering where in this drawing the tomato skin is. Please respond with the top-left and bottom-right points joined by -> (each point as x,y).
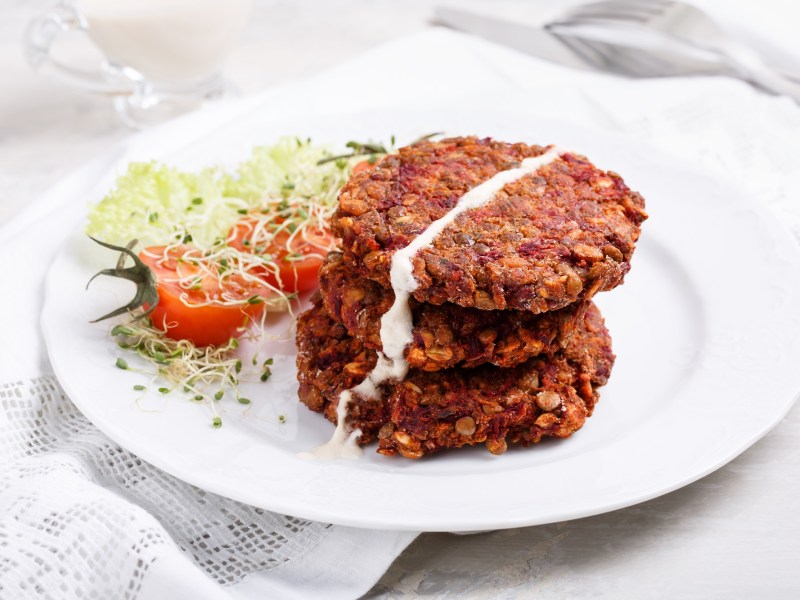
227,218 -> 335,293
351,160 -> 375,175
139,246 -> 269,347
146,293 -> 255,347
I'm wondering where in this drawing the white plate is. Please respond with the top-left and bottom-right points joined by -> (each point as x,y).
41,108 -> 800,532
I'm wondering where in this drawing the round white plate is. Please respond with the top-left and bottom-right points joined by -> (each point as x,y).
41,108 -> 800,531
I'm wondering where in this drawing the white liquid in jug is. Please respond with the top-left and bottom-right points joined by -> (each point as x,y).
80,0 -> 253,84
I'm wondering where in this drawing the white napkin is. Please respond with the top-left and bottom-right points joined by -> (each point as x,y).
2,27 -> 799,600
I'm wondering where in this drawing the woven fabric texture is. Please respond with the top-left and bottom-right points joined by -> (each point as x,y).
0,376 -> 335,598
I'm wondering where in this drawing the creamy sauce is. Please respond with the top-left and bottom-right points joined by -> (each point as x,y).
304,146 -> 564,459
80,0 -> 253,84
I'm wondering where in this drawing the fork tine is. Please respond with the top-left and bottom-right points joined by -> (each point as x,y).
583,42 -> 645,75
556,9 -> 654,24
596,41 -> 671,76
585,0 -> 673,11
555,35 -> 616,70
564,36 -> 671,77
562,0 -> 670,23
605,0 -> 673,7
561,37 -> 637,75
554,31 -> 721,78
567,3 -> 660,19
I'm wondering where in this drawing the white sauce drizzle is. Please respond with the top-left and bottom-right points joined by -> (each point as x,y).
302,146 -> 564,459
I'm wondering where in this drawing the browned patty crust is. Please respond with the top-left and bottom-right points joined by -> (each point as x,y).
333,137 -> 647,313
296,297 -> 614,458
319,251 -> 589,371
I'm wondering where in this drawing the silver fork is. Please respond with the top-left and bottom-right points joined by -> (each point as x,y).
546,0 -> 800,100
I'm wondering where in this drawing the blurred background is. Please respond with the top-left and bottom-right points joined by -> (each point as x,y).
4,0 -> 798,224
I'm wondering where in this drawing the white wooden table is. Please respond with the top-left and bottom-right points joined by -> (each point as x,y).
4,1 -> 799,598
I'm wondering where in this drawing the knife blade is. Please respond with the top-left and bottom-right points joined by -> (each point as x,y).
434,6 -> 594,71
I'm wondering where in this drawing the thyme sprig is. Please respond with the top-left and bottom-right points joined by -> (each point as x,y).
316,141 -> 389,166
315,132 -> 443,166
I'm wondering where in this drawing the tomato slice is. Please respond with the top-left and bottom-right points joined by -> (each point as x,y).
351,160 -> 376,175
227,217 -> 335,293
138,245 -> 270,347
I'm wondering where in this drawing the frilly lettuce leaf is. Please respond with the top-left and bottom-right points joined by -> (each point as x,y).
86,138 -> 355,248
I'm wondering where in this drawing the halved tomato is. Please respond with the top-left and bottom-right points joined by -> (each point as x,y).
227,217 -> 335,293
351,160 -> 376,175
138,245 -> 270,346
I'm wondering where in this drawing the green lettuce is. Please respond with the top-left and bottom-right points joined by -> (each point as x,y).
86,138 -> 355,248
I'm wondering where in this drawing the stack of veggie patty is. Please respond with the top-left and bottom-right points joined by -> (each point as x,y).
296,137 -> 647,458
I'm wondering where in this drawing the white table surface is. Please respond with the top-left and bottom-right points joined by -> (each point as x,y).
4,1 -> 800,598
